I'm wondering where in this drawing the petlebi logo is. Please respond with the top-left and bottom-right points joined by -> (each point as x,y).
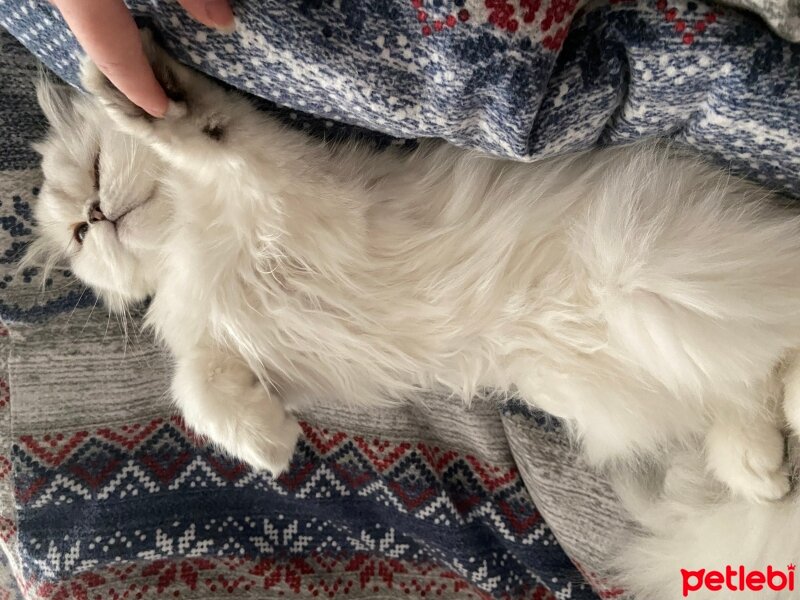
681,564 -> 795,596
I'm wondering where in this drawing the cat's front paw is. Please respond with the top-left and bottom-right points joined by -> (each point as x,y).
173,352 -> 301,476
79,29 -> 188,132
705,418 -> 790,503
80,30 -> 236,162
219,383 -> 302,475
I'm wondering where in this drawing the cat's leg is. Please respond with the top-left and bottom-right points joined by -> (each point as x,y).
79,30 -> 253,169
512,365 -> 685,466
704,379 -> 789,503
172,345 -> 302,475
515,362 -> 790,502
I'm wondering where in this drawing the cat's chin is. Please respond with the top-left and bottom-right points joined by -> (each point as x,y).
79,277 -> 150,314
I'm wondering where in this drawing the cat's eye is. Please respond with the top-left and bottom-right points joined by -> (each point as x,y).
93,152 -> 100,190
74,223 -> 89,244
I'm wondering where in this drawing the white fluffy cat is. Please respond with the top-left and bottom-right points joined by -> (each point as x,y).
26,32 -> 800,506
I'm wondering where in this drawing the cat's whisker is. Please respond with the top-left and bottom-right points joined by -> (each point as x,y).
62,285 -> 88,332
120,308 -> 129,357
123,305 -> 146,351
102,306 -> 112,342
112,310 -> 125,344
79,292 -> 100,337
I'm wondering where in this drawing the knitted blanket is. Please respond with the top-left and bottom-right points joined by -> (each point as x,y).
3,0 -> 799,197
0,0 -> 798,598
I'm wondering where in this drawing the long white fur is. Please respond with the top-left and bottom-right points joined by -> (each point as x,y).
25,36 -> 800,515
613,448 -> 800,599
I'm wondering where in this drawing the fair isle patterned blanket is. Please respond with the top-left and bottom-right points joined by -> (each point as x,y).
0,0 -> 798,598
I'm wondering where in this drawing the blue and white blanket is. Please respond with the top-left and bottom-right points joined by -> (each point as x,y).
3,0 -> 800,197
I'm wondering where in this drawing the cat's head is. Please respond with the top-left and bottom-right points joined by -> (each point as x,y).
26,77 -> 171,313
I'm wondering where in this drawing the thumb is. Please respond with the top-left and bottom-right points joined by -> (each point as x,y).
52,0 -> 168,117
176,0 -> 236,33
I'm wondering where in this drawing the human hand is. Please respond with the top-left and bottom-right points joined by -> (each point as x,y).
50,0 -> 234,118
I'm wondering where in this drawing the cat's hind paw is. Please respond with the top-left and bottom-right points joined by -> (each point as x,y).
705,418 -> 790,503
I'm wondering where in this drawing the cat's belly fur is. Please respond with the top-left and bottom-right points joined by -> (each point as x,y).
155,192 -> 591,406
150,145 -> 613,406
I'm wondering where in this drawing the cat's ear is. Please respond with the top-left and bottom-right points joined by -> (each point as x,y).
35,71 -> 79,133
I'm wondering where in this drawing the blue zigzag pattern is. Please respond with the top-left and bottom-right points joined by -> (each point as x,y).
12,420 -> 596,599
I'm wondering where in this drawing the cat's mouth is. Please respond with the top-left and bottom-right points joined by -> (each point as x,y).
108,187 -> 157,226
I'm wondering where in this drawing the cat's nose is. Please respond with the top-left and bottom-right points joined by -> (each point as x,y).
88,202 -> 106,223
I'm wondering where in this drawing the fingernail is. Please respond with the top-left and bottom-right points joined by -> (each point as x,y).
205,1 -> 236,33
145,100 -> 167,119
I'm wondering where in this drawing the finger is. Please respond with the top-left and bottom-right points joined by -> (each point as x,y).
52,0 -> 168,117
176,0 -> 235,33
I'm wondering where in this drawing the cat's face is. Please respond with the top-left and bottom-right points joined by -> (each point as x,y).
30,80 -> 171,312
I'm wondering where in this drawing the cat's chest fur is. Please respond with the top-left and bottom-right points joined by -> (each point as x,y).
147,147 -> 595,403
